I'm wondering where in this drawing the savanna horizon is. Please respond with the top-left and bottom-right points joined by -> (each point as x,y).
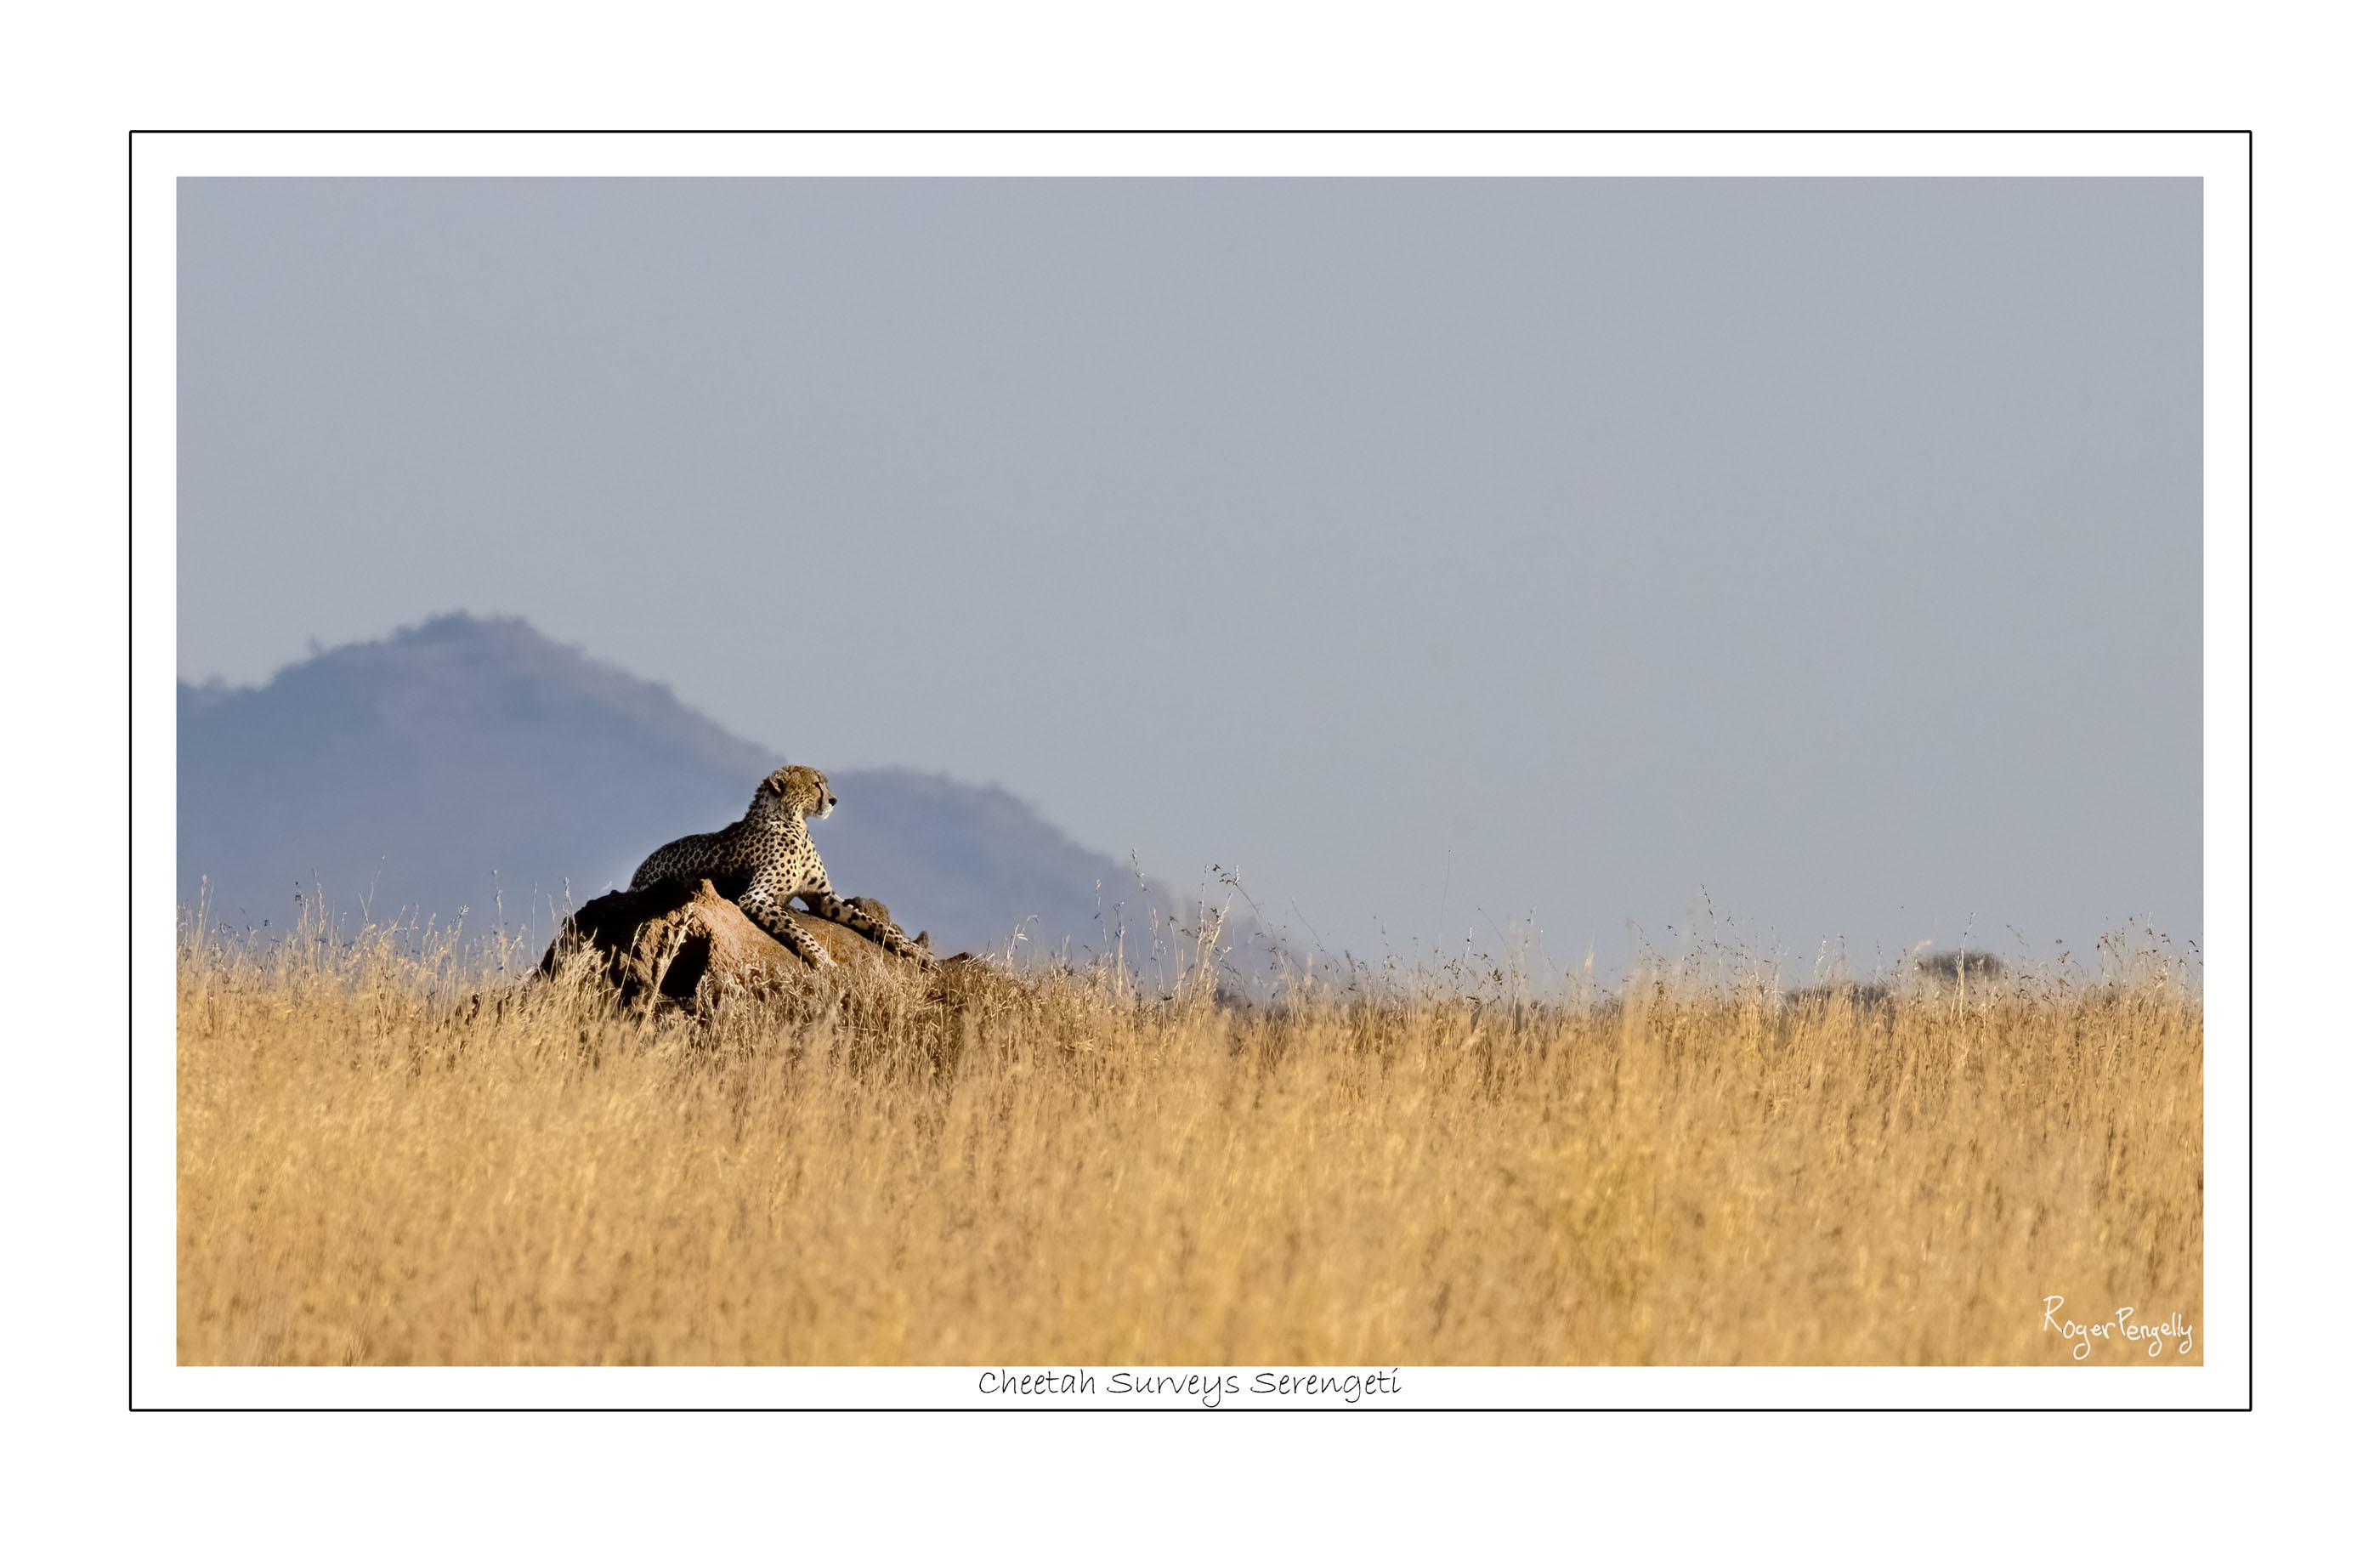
176,903 -> 2202,1367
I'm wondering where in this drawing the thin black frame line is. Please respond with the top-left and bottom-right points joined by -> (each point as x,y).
129,128 -> 2251,136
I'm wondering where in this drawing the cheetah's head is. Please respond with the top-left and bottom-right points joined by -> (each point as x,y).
757,764 -> 836,820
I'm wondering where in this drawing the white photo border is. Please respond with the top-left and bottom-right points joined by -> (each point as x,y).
133,129 -> 2247,1411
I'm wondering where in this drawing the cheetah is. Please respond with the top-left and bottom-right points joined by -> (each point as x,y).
631,764 -> 934,971
842,897 -> 927,956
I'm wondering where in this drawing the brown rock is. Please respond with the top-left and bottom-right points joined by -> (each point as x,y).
535,879 -> 918,1013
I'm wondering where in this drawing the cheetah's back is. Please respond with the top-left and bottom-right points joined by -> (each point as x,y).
631,825 -> 755,892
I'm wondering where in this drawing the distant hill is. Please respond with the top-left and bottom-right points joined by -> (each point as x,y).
178,614 -> 1179,958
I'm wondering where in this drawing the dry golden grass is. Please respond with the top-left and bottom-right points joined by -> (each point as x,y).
177,905 -> 2200,1366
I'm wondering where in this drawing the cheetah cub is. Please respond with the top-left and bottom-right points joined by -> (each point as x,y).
631,764 -> 934,971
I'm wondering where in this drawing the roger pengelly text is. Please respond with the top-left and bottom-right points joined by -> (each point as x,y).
976,1367 -> 1404,1408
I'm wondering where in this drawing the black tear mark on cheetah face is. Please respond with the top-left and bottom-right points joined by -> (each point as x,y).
760,763 -> 836,821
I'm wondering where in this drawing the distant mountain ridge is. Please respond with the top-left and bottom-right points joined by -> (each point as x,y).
178,613 -> 1177,956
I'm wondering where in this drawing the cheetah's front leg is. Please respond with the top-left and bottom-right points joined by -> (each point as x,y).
804,890 -> 936,967
735,878 -> 835,972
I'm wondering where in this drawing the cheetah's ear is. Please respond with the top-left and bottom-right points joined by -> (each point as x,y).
764,768 -> 792,796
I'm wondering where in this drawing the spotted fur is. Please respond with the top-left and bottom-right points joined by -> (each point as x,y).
631,765 -> 933,970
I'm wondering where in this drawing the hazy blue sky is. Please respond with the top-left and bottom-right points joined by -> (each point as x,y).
178,177 -> 2201,976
